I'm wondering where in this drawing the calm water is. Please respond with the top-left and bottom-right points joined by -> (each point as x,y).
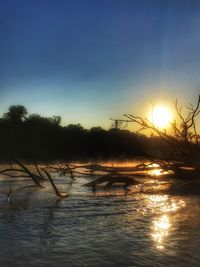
0,166 -> 200,267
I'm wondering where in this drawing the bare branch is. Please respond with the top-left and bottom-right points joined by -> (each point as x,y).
43,170 -> 68,198
14,159 -> 43,187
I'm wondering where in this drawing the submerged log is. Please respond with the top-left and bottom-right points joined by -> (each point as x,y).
83,174 -> 141,189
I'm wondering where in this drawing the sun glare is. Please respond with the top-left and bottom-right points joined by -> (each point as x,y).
151,105 -> 173,129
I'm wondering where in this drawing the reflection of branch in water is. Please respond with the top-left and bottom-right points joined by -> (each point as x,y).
4,187 -> 37,213
40,198 -> 63,245
5,185 -> 38,203
5,187 -> 12,203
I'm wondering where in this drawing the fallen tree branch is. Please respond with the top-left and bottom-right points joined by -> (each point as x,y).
43,170 -> 68,198
14,159 -> 43,187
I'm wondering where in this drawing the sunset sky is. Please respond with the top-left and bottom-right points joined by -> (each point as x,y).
1,0 -> 200,128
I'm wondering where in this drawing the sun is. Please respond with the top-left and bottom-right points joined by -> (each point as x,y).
150,105 -> 173,129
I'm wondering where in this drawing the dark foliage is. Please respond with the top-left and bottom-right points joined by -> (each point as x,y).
0,105 -> 169,161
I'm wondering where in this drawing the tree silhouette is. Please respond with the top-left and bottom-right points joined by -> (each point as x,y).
3,105 -> 28,122
0,104 -> 146,161
50,115 -> 61,125
123,96 -> 200,163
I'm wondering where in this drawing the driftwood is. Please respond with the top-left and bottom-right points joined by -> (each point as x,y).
43,163 -> 76,179
0,160 -> 44,187
80,158 -> 200,195
14,159 -> 44,187
43,170 -> 68,198
0,160 -> 72,202
2,156 -> 200,203
83,174 -> 141,189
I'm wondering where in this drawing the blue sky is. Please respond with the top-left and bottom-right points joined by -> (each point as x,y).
1,0 -> 200,128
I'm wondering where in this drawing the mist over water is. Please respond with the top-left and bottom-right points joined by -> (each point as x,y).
0,163 -> 200,267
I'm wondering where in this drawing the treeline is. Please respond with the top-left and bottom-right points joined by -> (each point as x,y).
0,105 -> 172,161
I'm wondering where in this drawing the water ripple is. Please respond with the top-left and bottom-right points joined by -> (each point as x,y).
0,175 -> 200,266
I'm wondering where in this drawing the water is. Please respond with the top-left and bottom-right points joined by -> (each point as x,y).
0,167 -> 200,266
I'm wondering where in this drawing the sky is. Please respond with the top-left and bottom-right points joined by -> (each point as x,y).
1,0 -> 200,128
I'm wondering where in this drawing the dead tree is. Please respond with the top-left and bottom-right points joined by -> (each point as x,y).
123,96 -> 200,164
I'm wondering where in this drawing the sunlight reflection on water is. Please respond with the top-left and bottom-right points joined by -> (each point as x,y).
145,195 -> 186,250
152,214 -> 170,250
0,162 -> 200,266
150,169 -> 162,176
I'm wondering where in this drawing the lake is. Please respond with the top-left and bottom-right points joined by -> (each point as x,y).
0,163 -> 200,266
